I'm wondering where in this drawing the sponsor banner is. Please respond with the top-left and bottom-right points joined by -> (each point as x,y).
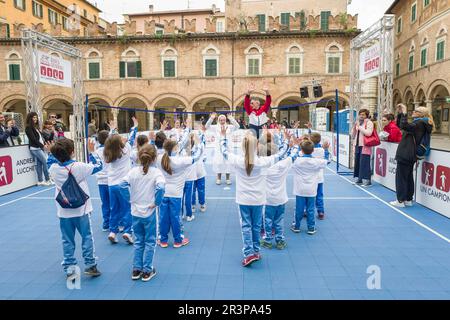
416,150 -> 450,218
373,141 -> 400,191
359,43 -> 380,80
38,50 -> 72,88
331,133 -> 351,167
0,146 -> 37,196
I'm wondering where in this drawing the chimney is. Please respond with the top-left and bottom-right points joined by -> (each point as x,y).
212,4 -> 216,12
149,5 -> 154,13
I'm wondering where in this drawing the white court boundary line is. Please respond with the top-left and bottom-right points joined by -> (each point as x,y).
25,196 -> 375,201
327,167 -> 450,244
0,187 -> 55,208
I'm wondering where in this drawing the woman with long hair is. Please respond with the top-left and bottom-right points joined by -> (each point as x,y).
25,112 -> 52,186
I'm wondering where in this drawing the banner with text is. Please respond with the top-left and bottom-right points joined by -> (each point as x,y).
359,43 -> 380,80
38,50 -> 72,88
0,146 -> 37,196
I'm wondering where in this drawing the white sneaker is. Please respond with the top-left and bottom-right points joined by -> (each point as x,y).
226,179 -> 232,185
108,232 -> 118,244
404,201 -> 413,207
216,179 -> 221,185
191,206 -> 196,213
37,181 -> 45,186
123,233 -> 134,245
44,180 -> 53,186
186,215 -> 195,222
390,200 -> 405,208
200,205 -> 206,213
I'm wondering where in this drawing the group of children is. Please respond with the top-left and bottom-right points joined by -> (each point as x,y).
45,95 -> 331,280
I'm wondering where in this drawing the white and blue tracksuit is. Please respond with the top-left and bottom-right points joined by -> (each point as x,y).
47,153 -> 103,274
157,133 -> 205,244
107,126 -> 138,235
312,143 -> 331,214
121,165 -> 165,273
220,135 -> 289,258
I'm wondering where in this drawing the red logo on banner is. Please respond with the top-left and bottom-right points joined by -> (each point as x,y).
435,165 -> 450,192
375,148 -> 387,177
333,136 -> 337,156
422,162 -> 434,186
0,156 -> 13,187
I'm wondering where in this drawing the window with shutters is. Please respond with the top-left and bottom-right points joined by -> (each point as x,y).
216,21 -> 224,33
408,54 -> 414,72
395,62 -> 400,77
32,1 -> 43,18
202,45 -> 220,77
48,9 -> 58,25
280,13 -> 290,29
257,14 -> 266,32
420,47 -> 427,67
397,17 -> 402,34
436,39 -> 445,61
411,2 -> 417,23
424,0 -> 430,7
155,29 -> 164,35
296,11 -> 306,30
6,52 -> 22,81
86,49 -> 103,80
120,48 -> 141,78
14,0 -> 25,11
325,43 -> 343,74
62,16 -> 69,31
320,11 -> 331,31
245,44 -> 263,76
161,47 -> 178,78
204,60 -> 217,76
286,44 -> 304,75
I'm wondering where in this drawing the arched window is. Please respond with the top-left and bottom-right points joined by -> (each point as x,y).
285,44 -> 304,75
161,47 -> 178,78
245,44 -> 263,76
325,42 -> 343,74
120,48 -> 142,79
420,37 -> 429,67
85,48 -> 103,80
5,51 -> 22,81
202,45 -> 220,77
436,27 -> 447,62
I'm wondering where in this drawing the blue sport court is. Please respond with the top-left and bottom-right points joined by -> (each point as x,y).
0,164 -> 449,300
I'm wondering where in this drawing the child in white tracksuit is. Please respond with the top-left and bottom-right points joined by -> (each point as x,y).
121,144 -> 165,282
219,129 -> 289,267
310,132 -> 331,220
47,138 -> 103,278
291,140 -> 329,235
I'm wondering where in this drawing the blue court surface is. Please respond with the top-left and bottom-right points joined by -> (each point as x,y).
0,164 -> 449,300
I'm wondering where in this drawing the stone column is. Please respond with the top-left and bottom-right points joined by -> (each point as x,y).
148,110 -> 154,130
425,100 -> 433,113
309,103 -> 317,128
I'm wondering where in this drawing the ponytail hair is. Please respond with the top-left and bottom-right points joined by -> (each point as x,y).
162,139 -> 177,175
415,106 -> 435,131
242,134 -> 257,176
139,144 -> 157,175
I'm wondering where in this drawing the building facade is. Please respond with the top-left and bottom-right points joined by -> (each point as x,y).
0,0 -> 103,37
387,0 -> 450,137
0,1 -> 358,133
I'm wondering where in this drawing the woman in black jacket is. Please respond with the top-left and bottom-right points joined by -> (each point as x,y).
390,104 -> 433,208
25,112 -> 52,186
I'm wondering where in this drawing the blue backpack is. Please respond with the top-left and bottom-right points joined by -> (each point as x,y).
416,129 -> 431,160
56,165 -> 90,209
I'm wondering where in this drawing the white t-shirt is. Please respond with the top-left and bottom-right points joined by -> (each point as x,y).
265,157 -> 292,206
292,157 -> 328,197
49,161 -> 96,218
196,155 -> 207,180
130,149 -> 139,167
312,147 -> 326,183
156,154 -> 194,198
107,143 -> 132,186
227,152 -> 277,206
123,166 -> 165,218
94,146 -> 108,185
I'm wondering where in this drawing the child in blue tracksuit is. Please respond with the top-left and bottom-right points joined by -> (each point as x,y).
104,118 -> 138,245
259,131 -> 299,250
94,130 -> 111,231
156,132 -> 205,248
121,144 -> 165,282
47,138 -> 103,278
219,129 -> 289,267
181,132 -> 198,222
291,140 -> 329,235
192,150 -> 207,213
310,132 -> 331,220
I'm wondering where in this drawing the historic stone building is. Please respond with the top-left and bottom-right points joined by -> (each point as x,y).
0,0 -> 358,133
387,0 -> 450,137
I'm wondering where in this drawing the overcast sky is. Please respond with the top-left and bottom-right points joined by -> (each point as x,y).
93,0 -> 394,30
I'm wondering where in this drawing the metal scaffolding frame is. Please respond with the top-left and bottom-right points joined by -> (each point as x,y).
350,15 -> 395,127
21,29 -> 86,162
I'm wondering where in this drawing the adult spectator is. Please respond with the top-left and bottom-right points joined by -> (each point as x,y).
48,113 -> 66,139
351,108 -> 374,187
380,113 -> 402,143
390,104 -> 434,208
42,120 -> 56,143
25,112 -> 52,186
88,119 -> 97,138
0,113 -> 20,147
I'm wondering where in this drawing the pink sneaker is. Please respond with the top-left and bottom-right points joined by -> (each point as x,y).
173,237 -> 190,248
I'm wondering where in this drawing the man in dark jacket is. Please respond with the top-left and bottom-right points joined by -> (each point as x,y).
391,104 -> 433,208
0,113 -> 20,147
